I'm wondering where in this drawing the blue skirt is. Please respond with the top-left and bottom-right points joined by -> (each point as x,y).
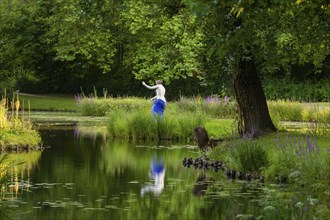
151,99 -> 166,116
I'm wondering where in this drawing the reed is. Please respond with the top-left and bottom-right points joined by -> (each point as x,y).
107,108 -> 208,141
0,92 -> 40,149
268,100 -> 303,123
0,95 -> 9,129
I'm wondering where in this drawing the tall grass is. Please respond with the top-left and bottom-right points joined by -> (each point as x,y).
0,92 -> 41,149
302,105 -> 330,123
268,100 -> 330,135
209,132 -> 330,186
77,95 -> 329,139
77,96 -> 150,116
107,108 -> 207,141
228,140 -> 269,174
264,132 -> 330,184
175,95 -> 237,119
77,95 -> 329,123
78,95 -> 215,140
268,100 -> 330,123
268,100 -> 303,123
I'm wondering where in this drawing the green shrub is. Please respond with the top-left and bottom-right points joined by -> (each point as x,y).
228,140 -> 269,174
263,78 -> 330,102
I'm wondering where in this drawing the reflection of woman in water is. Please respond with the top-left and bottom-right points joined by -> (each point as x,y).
141,159 -> 165,196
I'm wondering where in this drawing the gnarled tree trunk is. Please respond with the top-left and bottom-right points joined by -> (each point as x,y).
234,58 -> 277,137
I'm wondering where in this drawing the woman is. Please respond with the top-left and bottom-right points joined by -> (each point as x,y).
142,80 -> 166,118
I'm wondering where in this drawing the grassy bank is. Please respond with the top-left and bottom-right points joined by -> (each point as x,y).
97,96 -> 237,141
14,93 -> 329,125
75,95 -> 329,139
5,93 -> 329,142
17,93 -> 77,112
0,94 -> 41,150
209,131 -> 330,186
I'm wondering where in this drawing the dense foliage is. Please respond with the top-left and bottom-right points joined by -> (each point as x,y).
0,0 -> 329,102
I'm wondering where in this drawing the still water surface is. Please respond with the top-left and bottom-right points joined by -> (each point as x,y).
5,127 -> 328,220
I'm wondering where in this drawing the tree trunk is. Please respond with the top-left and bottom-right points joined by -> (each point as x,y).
234,58 -> 277,137
193,127 -> 209,151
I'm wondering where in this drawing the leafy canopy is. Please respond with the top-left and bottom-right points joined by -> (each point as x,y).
121,1 -> 205,83
185,0 -> 330,75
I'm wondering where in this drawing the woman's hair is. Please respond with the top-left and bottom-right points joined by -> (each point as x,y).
156,80 -> 163,84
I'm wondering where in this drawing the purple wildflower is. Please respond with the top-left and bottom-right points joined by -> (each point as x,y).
306,135 -> 315,152
74,94 -> 83,103
205,96 -> 221,105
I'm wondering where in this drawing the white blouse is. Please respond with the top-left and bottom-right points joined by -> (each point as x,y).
143,83 -> 166,103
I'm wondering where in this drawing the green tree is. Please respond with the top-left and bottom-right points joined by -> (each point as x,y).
186,0 -> 329,136
0,0 -> 42,93
44,0 -> 117,74
148,0 -> 328,137
0,0 -> 124,93
126,0 -> 329,136
120,0 -> 205,83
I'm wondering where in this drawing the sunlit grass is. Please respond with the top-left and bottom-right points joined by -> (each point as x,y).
0,93 -> 41,149
268,100 -> 330,123
18,93 -> 76,112
75,95 -> 330,140
204,119 -> 236,138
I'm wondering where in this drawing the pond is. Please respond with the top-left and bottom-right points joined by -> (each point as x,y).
2,118 -> 329,219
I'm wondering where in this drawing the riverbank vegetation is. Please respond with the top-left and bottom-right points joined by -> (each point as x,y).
74,94 -> 329,138
0,94 -> 41,151
209,132 -> 330,186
